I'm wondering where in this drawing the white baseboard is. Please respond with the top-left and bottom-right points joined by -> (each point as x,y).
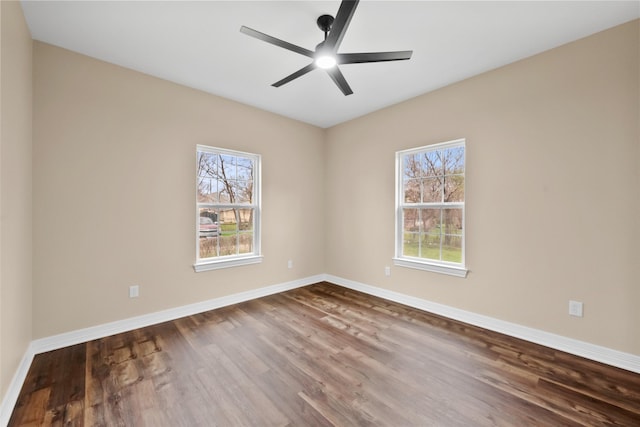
0,274 -> 322,426
31,274 -> 323,355
325,274 -> 640,375
0,346 -> 35,427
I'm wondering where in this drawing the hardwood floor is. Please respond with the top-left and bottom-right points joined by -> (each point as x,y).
9,282 -> 640,426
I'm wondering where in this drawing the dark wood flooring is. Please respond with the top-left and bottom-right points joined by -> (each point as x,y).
9,282 -> 640,426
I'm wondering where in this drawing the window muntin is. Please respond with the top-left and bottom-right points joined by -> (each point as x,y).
195,145 -> 261,271
395,139 -> 466,277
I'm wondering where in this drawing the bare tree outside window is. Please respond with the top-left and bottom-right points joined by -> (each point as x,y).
196,147 -> 260,264
398,141 -> 465,266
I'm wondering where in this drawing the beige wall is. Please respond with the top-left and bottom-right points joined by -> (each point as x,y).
326,20 -> 640,356
30,19 -> 640,358
32,43 -> 325,338
0,1 -> 33,398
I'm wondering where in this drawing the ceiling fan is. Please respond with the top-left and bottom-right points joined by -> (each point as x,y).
240,0 -> 412,96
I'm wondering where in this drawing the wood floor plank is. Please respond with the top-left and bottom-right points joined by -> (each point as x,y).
9,282 -> 640,426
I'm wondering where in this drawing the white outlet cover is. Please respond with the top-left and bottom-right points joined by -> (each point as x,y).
569,300 -> 583,317
129,285 -> 139,298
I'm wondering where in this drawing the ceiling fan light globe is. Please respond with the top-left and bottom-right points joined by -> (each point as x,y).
316,55 -> 337,69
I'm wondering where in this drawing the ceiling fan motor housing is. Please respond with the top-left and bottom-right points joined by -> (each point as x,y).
317,14 -> 334,34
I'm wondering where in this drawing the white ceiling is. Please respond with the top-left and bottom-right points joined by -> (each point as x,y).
20,1 -> 639,128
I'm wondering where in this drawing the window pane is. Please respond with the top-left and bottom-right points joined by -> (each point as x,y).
421,177 -> 442,203
238,233 -> 253,255
443,208 -> 462,263
444,174 -> 464,203
420,234 -> 441,261
226,180 -> 238,203
197,153 -> 218,203
421,209 -> 443,261
198,152 -> 217,177
199,236 -> 218,258
219,234 -> 237,256
403,208 -> 420,257
219,207 -> 237,256
198,208 -> 220,259
403,208 -> 419,233
235,180 -> 253,204
219,182 -> 232,204
199,208 -> 219,224
197,177 -> 213,203
422,150 -> 443,177
443,146 -> 465,175
404,179 -> 420,203
404,154 -> 421,180
443,208 -> 463,235
403,233 -> 419,257
237,208 -> 253,231
220,154 -> 237,180
442,235 -> 462,263
420,208 -> 441,234
219,208 -> 236,231
219,207 -> 236,256
237,157 -> 253,180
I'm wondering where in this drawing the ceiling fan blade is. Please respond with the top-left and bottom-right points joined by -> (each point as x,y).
337,51 -> 413,64
240,26 -> 314,58
324,0 -> 359,52
272,63 -> 317,87
326,66 -> 353,96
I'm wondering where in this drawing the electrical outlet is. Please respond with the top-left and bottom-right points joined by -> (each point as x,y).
129,285 -> 139,298
384,266 -> 391,276
287,259 -> 293,269
569,300 -> 583,317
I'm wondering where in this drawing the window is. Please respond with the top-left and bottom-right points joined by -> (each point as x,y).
194,145 -> 261,272
394,139 -> 467,277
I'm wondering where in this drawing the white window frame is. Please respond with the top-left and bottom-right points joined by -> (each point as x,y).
394,139 -> 468,278
194,145 -> 262,272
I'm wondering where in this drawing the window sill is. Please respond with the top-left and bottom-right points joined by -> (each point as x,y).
393,257 -> 468,278
194,255 -> 263,272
